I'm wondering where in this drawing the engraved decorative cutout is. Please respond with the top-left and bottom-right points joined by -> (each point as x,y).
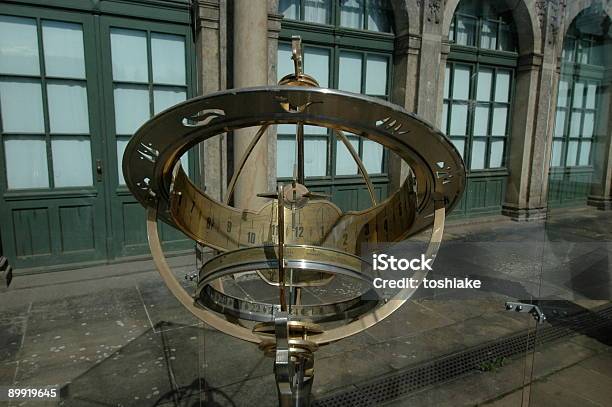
376,117 -> 410,135
182,109 -> 226,127
137,143 -> 159,163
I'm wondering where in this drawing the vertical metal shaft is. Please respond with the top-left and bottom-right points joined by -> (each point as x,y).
296,124 -> 305,185
277,184 -> 287,312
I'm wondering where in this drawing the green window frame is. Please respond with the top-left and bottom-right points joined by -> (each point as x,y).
279,0 -> 394,33
277,0 -> 394,188
443,1 -> 518,174
0,13 -> 98,191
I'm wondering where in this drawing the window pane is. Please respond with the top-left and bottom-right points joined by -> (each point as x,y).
551,140 -> 563,167
585,83 -> 597,109
335,136 -> 360,175
4,136 -> 48,189
449,19 -> 455,42
362,139 -> 383,174
367,0 -> 391,32
489,139 -> 504,168
569,111 -> 582,137
452,65 -> 471,100
113,85 -> 150,135
470,139 -> 486,170
47,81 -> 89,134
473,106 -> 489,136
579,141 -> 591,166
450,103 -> 468,135
110,28 -> 148,82
304,125 -> 327,135
304,0 -> 330,24
0,79 -> 45,133
277,123 -> 295,135
582,112 -> 594,138
277,138 -> 296,178
305,137 -> 327,176
441,102 -> 448,132
51,137 -> 92,187
566,141 -> 578,166
563,37 -> 575,62
340,0 -> 364,29
480,21 -> 497,50
153,87 -> 186,115
117,138 -> 128,184
554,110 -> 566,137
42,20 -> 85,79
365,55 -> 388,95
452,138 -> 465,159
499,24 -> 515,51
476,69 -> 493,101
444,66 -> 450,98
338,52 -> 362,93
492,106 -> 508,136
280,0 -> 299,19
579,40 -> 589,64
557,79 -> 569,107
456,16 -> 476,46
0,15 -> 39,75
495,70 -> 511,103
304,47 -> 330,88
151,33 -> 186,85
573,82 -> 584,108
277,43 -> 294,82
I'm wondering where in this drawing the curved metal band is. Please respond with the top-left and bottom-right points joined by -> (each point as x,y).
146,202 -> 446,345
198,284 -> 378,323
146,207 -> 262,344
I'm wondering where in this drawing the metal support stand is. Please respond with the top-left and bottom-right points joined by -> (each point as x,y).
273,313 -> 315,407
505,301 -> 546,324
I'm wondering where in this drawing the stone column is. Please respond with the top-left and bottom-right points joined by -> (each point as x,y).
588,67 -> 612,210
389,32 -> 421,191
502,3 -> 562,221
232,0 -> 269,209
197,0 -> 227,201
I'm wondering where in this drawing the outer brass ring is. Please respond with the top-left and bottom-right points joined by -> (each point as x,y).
129,87 -> 463,345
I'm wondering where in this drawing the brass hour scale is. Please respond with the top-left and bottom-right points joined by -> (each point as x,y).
123,37 -> 465,406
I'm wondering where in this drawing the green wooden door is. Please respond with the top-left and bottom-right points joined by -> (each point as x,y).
0,2 -> 196,270
99,16 -> 197,259
0,6 -> 108,270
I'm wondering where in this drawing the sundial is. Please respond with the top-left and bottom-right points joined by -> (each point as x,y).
123,37 -> 465,406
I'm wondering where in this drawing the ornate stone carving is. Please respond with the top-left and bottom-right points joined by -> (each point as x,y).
418,0 -> 444,25
537,0 -> 567,45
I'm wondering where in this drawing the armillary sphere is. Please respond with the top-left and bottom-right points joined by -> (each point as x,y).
123,36 -> 465,406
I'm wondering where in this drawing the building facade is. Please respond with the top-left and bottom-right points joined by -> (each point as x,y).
1,0 -> 611,271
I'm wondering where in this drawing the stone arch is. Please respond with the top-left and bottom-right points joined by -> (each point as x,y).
390,0 -> 412,36
441,0 -> 541,55
563,0 -> 611,40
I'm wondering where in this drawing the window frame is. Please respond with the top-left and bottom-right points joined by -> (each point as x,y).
280,0 -> 394,33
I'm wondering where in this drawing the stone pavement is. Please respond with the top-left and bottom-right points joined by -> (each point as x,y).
0,207 -> 610,406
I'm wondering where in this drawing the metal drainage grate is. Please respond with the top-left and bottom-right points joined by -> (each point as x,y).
312,304 -> 612,407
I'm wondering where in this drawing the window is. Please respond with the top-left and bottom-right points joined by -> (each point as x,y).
276,44 -> 390,179
279,0 -> 393,32
442,1 -> 517,172
448,1 -> 516,52
276,0 -> 393,183
551,23 -> 605,168
0,15 -> 93,189
110,28 -> 189,184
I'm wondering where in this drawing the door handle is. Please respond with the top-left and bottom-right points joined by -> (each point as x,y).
96,159 -> 103,181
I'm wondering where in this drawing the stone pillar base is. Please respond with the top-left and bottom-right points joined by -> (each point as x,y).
501,205 -> 547,222
587,195 -> 612,210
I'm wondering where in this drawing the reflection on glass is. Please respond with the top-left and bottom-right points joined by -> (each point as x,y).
42,20 -> 85,79
304,0 -> 330,24
47,81 -> 90,134
0,15 -> 39,76
340,0 -> 364,29
4,136 -> 49,189
113,85 -> 150,135
456,16 -> 476,46
52,137 -> 93,187
280,0 -> 299,20
304,47 -> 330,87
151,33 -> 186,85
0,79 -> 45,133
110,28 -> 148,82
338,52 -> 362,93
